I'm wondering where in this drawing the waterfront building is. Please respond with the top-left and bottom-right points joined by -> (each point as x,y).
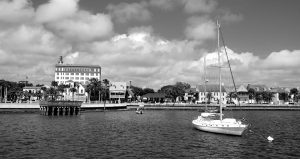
184,87 -> 198,103
63,80 -> 88,102
54,56 -> 101,85
23,86 -> 42,94
270,87 -> 290,104
225,85 -> 249,104
197,84 -> 227,104
54,56 -> 101,102
109,82 -> 127,103
142,93 -> 166,103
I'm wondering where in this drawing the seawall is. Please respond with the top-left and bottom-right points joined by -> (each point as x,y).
1,103 -> 300,112
0,103 -> 127,111
127,103 -> 300,111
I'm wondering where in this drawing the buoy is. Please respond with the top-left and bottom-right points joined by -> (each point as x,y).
267,136 -> 274,142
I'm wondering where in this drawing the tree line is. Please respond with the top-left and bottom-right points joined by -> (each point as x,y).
1,79 -> 299,103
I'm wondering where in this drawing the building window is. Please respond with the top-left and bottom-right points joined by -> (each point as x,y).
80,77 -> 84,80
76,73 -> 79,75
71,73 -> 74,75
81,73 -> 84,75
75,77 -> 79,80
71,77 -> 74,80
66,77 -> 69,79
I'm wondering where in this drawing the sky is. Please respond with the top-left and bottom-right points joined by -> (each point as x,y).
0,0 -> 300,90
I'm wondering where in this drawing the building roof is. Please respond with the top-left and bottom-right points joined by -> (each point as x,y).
109,82 -> 127,91
55,64 -> 101,68
142,93 -> 166,98
196,84 -> 226,92
247,84 -> 269,91
237,85 -> 248,92
270,87 -> 290,93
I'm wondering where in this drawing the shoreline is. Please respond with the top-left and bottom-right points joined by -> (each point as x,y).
1,103 -> 300,113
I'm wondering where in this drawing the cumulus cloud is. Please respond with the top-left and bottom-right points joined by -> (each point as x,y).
0,24 -> 71,83
34,0 -> 114,42
106,2 -> 151,23
182,0 -> 217,14
35,0 -> 79,23
198,48 -> 300,87
260,50 -> 300,69
61,30 -> 206,89
0,0 -> 299,89
0,0 -> 34,25
45,11 -> 113,42
185,16 -> 216,41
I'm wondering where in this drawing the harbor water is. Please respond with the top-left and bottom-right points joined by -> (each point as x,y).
0,110 -> 300,158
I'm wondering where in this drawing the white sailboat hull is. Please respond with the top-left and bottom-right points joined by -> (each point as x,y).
192,117 -> 248,136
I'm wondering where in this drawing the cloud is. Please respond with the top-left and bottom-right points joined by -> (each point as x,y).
45,11 -> 114,42
35,0 -> 79,23
0,0 -> 34,26
185,16 -> 216,41
260,50 -> 300,69
149,0 -> 177,10
182,0 -> 217,14
62,30 -> 205,89
106,2 -> 151,23
199,48 -> 300,87
0,24 -> 71,83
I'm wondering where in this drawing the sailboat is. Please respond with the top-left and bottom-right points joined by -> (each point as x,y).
192,20 -> 248,136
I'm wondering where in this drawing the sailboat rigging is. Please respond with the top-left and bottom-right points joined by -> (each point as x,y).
192,20 -> 248,136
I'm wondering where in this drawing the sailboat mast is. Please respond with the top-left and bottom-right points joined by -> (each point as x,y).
204,56 -> 207,110
217,20 -> 222,121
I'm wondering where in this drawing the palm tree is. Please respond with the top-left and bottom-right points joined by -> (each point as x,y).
101,79 -> 110,102
57,84 -> 69,100
227,92 -> 238,104
51,81 -> 58,88
0,81 -> 10,103
86,78 -> 101,102
290,88 -> 299,102
48,87 -> 57,101
41,87 -> 47,100
248,88 -> 255,103
70,87 -> 77,101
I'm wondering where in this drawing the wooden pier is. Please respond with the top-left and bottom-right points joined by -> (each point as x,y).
39,101 -> 83,116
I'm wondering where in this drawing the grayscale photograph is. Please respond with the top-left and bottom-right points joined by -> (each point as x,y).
0,0 -> 300,158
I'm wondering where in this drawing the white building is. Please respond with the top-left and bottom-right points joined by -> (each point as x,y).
109,82 -> 127,103
54,57 -> 101,85
197,84 -> 227,104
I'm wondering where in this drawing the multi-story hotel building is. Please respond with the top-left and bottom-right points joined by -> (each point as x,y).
54,57 -> 101,85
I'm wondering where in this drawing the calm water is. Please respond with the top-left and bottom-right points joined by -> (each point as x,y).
0,110 -> 300,158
